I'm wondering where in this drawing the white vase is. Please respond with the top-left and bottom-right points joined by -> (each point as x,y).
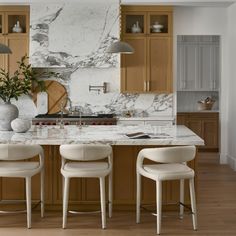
0,102 -> 19,131
11,118 -> 31,133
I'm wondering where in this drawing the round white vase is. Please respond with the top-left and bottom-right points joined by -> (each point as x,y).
11,118 -> 31,133
0,102 -> 19,131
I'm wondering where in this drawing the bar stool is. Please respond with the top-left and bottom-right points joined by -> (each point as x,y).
136,146 -> 197,235
0,144 -> 45,228
60,144 -> 113,229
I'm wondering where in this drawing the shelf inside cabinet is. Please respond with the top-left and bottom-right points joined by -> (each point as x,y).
125,14 -> 144,34
8,14 -> 27,34
149,14 -> 169,34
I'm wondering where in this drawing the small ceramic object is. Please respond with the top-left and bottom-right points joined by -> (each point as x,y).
12,21 -> 23,33
151,21 -> 163,33
11,118 -> 31,133
131,21 -> 142,33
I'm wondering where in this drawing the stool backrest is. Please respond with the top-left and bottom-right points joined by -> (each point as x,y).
60,144 -> 112,161
0,144 -> 43,161
138,146 -> 196,164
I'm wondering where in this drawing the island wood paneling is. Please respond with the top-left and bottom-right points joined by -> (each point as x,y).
0,145 -> 197,211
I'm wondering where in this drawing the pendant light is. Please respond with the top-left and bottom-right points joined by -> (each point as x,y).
106,41 -> 134,54
0,43 -> 12,54
106,0 -> 134,54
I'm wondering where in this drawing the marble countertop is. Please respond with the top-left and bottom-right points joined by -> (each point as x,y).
0,125 -> 204,146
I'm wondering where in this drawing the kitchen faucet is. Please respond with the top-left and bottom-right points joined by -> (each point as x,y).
59,96 -> 73,129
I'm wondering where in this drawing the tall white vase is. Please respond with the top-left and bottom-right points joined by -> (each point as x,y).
0,102 -> 19,131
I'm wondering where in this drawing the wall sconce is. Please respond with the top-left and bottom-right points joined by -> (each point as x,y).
89,82 -> 108,94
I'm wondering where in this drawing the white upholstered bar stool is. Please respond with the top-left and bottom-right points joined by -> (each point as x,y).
136,146 -> 197,235
0,144 -> 45,229
60,144 -> 113,229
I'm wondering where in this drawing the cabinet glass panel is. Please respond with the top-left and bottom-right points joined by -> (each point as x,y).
149,14 -> 168,34
125,15 -> 144,34
7,14 -> 27,34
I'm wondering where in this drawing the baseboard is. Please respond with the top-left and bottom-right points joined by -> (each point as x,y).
227,155 -> 236,171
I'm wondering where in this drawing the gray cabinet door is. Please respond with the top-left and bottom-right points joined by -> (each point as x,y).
178,43 -> 198,90
198,43 -> 219,90
177,36 -> 219,91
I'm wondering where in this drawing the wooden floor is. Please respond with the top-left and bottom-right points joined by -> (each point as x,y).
0,152 -> 236,236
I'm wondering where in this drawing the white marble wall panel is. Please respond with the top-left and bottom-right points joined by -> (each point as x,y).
27,1 -> 173,118
30,0 -> 119,68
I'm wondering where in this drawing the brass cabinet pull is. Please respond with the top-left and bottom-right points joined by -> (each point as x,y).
144,81 -> 147,92
147,81 -> 150,91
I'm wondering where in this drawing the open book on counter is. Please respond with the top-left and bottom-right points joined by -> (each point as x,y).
125,132 -> 172,139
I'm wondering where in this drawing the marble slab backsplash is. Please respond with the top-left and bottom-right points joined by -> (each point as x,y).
21,0 -> 174,119
5,90 -> 173,119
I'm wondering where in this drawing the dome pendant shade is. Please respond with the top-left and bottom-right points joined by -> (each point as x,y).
0,43 -> 12,54
106,41 -> 134,54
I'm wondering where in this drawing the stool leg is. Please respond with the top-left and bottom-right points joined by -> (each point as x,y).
108,171 -> 113,218
62,177 -> 70,229
40,167 -> 45,218
100,177 -> 106,229
180,179 -> 184,219
189,178 -> 198,230
26,177 -> 32,229
156,181 -> 162,235
136,172 -> 141,224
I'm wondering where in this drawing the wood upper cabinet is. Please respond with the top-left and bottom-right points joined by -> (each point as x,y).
177,112 -> 219,151
148,37 -> 172,92
121,6 -> 173,93
121,37 -> 147,92
0,6 -> 29,75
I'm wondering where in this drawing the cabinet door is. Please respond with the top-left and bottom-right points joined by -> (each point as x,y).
6,36 -> 28,76
186,119 -> 202,138
202,119 -> 218,149
177,114 -> 186,125
121,37 -> 147,92
0,37 -> 6,71
198,44 -> 219,91
177,43 -> 198,91
148,37 -> 172,93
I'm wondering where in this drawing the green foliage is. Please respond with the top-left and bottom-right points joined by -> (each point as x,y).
0,55 -> 59,103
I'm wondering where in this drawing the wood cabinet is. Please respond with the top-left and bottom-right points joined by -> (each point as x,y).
0,6 -> 29,76
177,36 -> 219,91
121,6 -> 173,93
177,112 -> 219,151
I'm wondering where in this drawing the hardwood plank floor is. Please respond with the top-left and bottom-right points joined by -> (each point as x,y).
0,152 -> 236,235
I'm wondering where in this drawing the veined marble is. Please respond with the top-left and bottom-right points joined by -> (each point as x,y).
0,125 -> 204,146
30,0 -> 119,68
26,1 -> 174,119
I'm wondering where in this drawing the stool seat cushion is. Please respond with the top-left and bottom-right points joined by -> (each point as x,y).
144,163 -> 194,180
0,161 -> 39,172
64,162 -> 109,172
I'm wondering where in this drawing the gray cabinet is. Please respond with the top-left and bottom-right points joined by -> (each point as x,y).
177,36 -> 219,91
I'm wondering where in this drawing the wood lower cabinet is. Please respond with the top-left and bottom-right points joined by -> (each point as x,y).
177,112 -> 219,151
0,145 -> 197,211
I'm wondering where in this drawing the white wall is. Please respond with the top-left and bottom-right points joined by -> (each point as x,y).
226,3 -> 236,170
173,6 -> 228,164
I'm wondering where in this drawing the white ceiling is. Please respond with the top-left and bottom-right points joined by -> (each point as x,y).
122,0 -> 235,7
0,0 -> 235,7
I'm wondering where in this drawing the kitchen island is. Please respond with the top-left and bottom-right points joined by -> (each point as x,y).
0,125 -> 204,211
